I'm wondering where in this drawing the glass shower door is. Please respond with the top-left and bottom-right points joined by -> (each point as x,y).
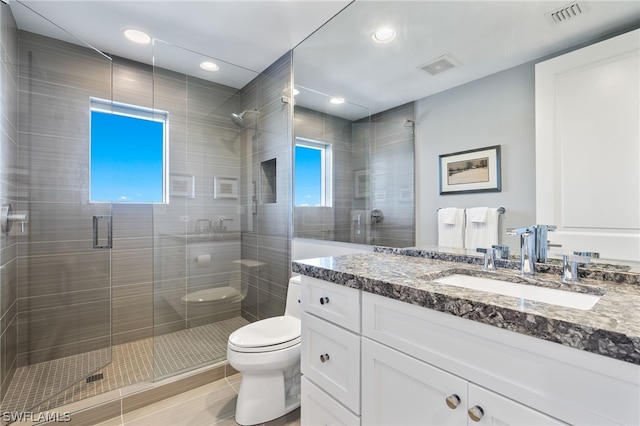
0,1 -> 114,414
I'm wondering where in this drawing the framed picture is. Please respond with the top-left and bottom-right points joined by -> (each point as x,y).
170,174 -> 195,198
354,170 -> 369,198
439,145 -> 501,195
214,176 -> 238,199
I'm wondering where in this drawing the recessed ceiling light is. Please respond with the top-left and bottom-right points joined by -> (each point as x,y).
199,61 -> 220,72
123,29 -> 151,45
330,97 -> 345,105
372,27 -> 396,43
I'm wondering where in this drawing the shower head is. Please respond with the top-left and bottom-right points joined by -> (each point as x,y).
230,109 -> 258,127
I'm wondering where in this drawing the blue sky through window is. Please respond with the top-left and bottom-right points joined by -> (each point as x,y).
91,110 -> 164,202
295,145 -> 322,206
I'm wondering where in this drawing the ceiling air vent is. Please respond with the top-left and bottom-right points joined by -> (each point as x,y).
420,54 -> 460,76
545,2 -> 588,25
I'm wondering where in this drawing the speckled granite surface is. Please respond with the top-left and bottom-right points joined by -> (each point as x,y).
374,246 -> 640,285
292,252 -> 640,365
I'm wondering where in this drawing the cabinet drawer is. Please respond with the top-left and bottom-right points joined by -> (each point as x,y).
302,312 -> 360,414
301,276 -> 360,332
302,377 -> 360,426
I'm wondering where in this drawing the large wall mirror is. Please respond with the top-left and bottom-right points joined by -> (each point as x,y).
292,1 -> 640,261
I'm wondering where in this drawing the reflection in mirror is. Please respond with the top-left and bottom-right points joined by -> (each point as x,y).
293,0 -> 640,262
293,86 -> 415,247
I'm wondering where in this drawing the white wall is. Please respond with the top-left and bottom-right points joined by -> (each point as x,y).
415,62 -> 537,250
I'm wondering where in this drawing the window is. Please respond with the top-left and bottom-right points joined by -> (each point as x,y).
294,138 -> 332,207
90,98 -> 168,203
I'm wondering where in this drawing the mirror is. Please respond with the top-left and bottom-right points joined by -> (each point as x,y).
292,82 -> 415,248
292,1 -> 640,263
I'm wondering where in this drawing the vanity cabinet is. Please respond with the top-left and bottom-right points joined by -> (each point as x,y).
361,291 -> 639,426
362,337 -> 565,425
300,276 -> 361,425
300,276 -> 639,425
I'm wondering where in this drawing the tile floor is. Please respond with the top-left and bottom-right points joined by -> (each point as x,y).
3,317 -> 249,415
93,374 -> 301,426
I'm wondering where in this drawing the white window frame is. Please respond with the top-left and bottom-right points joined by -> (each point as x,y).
295,137 -> 333,207
89,97 -> 170,204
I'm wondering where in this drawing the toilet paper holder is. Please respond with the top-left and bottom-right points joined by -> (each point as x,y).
1,204 -> 27,233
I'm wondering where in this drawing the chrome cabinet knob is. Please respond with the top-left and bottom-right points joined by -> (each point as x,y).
319,353 -> 330,363
319,297 -> 329,305
468,405 -> 484,422
445,394 -> 461,409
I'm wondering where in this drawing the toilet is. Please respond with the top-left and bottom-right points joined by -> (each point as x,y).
227,276 -> 301,425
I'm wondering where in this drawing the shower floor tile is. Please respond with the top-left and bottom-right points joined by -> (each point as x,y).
1,317 -> 248,415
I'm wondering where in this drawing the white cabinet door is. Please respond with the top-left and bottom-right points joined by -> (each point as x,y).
301,377 -> 360,426
467,383 -> 566,426
361,338 -> 467,426
536,28 -> 640,261
301,312 -> 361,414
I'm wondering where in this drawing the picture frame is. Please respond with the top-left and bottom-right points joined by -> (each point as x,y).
354,169 -> 370,198
439,145 -> 501,195
214,176 -> 238,199
169,174 -> 195,198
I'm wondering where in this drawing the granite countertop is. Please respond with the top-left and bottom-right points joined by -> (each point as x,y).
292,252 -> 640,366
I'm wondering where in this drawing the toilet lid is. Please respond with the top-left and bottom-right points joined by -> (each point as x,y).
228,316 -> 301,348
181,287 -> 242,304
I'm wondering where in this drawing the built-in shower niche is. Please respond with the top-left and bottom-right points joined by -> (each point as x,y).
260,158 -> 277,204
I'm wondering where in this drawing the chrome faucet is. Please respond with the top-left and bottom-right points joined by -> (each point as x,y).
491,244 -> 510,259
562,254 -> 591,283
533,224 -> 557,263
476,248 -> 497,272
506,226 -> 537,277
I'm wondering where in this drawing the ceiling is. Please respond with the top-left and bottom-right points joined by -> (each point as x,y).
9,0 -> 352,87
293,1 -> 640,119
8,1 -> 640,120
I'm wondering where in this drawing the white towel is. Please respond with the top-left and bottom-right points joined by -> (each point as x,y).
466,207 -> 488,223
439,207 -> 459,225
464,207 -> 500,250
438,208 -> 465,248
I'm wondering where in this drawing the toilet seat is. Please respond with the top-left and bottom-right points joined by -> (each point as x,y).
228,316 -> 301,353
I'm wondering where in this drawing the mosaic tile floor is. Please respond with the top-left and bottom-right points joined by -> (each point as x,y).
2,317 -> 248,414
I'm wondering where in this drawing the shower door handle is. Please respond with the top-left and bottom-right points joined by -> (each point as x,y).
93,215 -> 112,249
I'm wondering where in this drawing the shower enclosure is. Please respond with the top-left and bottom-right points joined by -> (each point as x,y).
293,86 -> 415,247
1,2 -> 292,415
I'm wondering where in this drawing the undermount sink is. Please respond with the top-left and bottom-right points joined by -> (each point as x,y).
433,274 -> 601,310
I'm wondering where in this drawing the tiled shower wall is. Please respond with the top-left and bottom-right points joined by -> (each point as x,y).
239,52 -> 292,322
0,2 -> 19,402
293,102 -> 415,248
367,102 -> 415,248
15,31 -> 243,368
294,106 -> 354,242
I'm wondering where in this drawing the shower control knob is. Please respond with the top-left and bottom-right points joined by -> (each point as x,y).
445,394 -> 461,409
319,297 -> 329,305
468,406 -> 484,422
320,353 -> 330,363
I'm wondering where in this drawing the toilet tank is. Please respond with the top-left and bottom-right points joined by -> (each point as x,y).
284,276 -> 301,319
